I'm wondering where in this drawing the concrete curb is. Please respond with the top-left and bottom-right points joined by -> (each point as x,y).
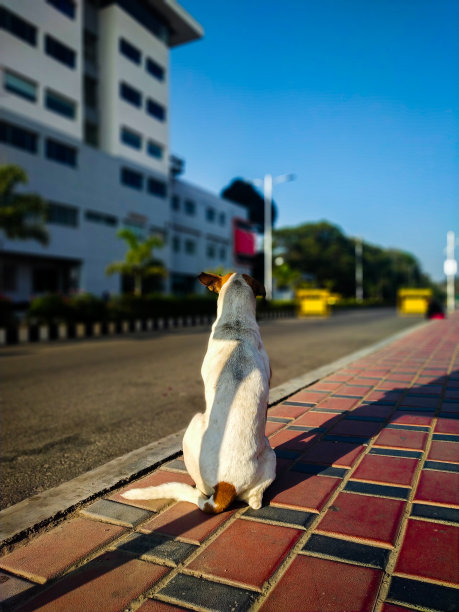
0,319 -> 429,550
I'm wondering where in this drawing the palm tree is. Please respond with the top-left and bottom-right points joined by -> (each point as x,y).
0,164 -> 49,245
106,228 -> 166,295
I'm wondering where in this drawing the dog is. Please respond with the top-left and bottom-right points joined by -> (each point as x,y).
122,272 -> 276,514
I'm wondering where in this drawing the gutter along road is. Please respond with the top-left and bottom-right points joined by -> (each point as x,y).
1,308 -> 419,508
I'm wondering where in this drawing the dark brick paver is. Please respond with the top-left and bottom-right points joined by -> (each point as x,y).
1,314 -> 459,611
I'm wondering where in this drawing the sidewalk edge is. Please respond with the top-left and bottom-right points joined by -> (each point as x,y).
0,319 -> 429,550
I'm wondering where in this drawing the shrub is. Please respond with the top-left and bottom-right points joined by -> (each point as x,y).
68,293 -> 108,323
27,294 -> 72,324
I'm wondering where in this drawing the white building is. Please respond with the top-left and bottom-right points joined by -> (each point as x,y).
0,0 -> 252,301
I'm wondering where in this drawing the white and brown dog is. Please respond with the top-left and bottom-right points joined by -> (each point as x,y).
122,272 -> 276,514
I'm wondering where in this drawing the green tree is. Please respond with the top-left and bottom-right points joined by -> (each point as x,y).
106,228 -> 166,296
0,164 -> 49,245
221,178 -> 277,231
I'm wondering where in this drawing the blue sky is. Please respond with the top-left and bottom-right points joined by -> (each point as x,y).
169,0 -> 458,281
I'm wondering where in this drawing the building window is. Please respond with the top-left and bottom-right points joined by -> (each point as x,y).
84,30 -> 98,65
85,210 -> 118,226
45,35 -> 76,69
220,247 -> 226,260
120,82 -> 142,108
45,90 -> 76,119
48,202 -> 78,227
33,267 -> 59,293
172,236 -> 180,252
84,75 -> 98,108
184,200 -> 196,215
147,178 -> 167,198
0,6 -> 37,46
206,207 -> 216,223
219,212 -> 226,226
207,244 -> 216,259
146,57 -> 165,81
171,195 -> 180,211
84,121 -> 98,147
0,120 -> 38,154
46,0 -> 76,19
120,167 -> 143,190
119,38 -> 141,65
46,138 -> 78,167
120,127 -> 142,150
4,71 -> 37,102
146,98 -> 166,121
147,140 -> 163,160
185,239 -> 196,255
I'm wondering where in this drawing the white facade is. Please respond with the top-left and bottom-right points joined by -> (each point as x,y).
0,0 -> 251,301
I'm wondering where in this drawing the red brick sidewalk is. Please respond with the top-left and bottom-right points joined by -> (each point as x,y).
1,315 -> 458,612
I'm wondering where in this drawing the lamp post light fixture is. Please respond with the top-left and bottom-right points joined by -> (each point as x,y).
251,173 -> 296,300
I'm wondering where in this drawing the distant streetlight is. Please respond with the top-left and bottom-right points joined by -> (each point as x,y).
355,237 -> 363,302
251,173 -> 296,300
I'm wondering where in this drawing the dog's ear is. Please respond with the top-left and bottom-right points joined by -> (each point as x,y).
242,274 -> 266,297
198,272 -> 222,294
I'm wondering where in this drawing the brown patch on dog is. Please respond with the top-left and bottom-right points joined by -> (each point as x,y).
242,274 -> 266,297
198,272 -> 234,294
202,481 -> 237,514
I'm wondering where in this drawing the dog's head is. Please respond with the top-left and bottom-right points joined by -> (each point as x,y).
198,272 -> 266,298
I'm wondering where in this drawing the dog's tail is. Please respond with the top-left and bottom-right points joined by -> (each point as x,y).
121,481 -> 237,515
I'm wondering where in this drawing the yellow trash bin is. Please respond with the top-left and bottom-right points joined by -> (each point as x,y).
397,289 -> 432,316
296,289 -> 331,317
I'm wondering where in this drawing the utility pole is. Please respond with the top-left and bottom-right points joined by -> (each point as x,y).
355,237 -> 363,302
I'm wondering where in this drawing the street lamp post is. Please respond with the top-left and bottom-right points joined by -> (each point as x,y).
355,237 -> 363,302
252,173 -> 295,300
444,231 -> 457,314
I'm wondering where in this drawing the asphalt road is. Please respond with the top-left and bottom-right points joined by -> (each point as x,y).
1,308 -> 420,509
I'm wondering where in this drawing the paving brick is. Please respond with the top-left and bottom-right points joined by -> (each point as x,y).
117,533 -> 197,566
288,390 -> 329,404
268,428 -> 317,451
410,384 -> 444,396
350,403 -> 394,419
394,519 -> 459,585
329,419 -> 383,438
158,573 -> 257,612
187,519 -> 302,589
414,470 -> 459,507
351,454 -> 418,487
424,460 -> 459,473
335,385 -> 373,397
365,390 -> 404,403
111,470 -> 195,512
433,433 -> 459,442
344,481 -> 410,500
164,459 -> 187,472
389,412 -> 433,427
300,440 -> 365,467
369,447 -> 422,460
139,501 -> 235,544
303,533 -> 390,569
81,499 -> 152,528
440,401 -> 459,414
374,428 -> 428,451
260,555 -> 382,612
317,492 -> 405,546
243,505 -> 315,529
435,417 -> 459,435
294,411 -> 341,428
268,403 -> 308,419
388,575 -> 459,612
381,603 -> 415,612
266,472 -> 340,512
292,463 -> 348,478
137,600 -> 188,612
0,518 -> 126,584
411,503 -> 459,525
315,396 -> 360,411
0,571 -> 35,607
308,381 -> 342,392
428,441 -> 459,463
265,420 -> 285,436
377,380 -> 409,390
17,551 -> 169,612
